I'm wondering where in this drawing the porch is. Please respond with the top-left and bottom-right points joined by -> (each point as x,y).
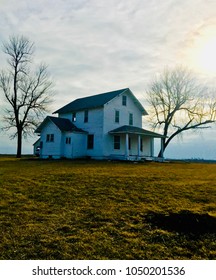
109,125 -> 165,161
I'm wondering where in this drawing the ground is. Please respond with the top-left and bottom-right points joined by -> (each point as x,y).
0,157 -> 216,259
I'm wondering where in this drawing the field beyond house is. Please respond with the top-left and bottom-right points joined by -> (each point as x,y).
0,157 -> 216,260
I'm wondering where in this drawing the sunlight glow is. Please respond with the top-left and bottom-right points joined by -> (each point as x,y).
187,25 -> 216,75
197,37 -> 216,73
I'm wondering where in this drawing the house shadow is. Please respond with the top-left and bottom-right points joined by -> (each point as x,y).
145,210 -> 216,236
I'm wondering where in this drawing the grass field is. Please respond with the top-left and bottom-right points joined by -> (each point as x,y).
0,157 -> 216,259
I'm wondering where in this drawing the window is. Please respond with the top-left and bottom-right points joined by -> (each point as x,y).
72,112 -> 76,122
84,110 -> 88,123
66,137 -> 71,144
114,135 -> 120,150
122,95 -> 127,106
140,137 -> 143,152
87,134 -> 94,149
129,113 -> 133,125
115,110 -> 120,123
129,137 -> 131,150
46,134 -> 54,142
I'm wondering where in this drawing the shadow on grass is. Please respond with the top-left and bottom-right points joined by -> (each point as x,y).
145,210 -> 216,235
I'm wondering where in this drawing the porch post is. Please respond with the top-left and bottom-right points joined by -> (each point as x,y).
150,138 -> 154,157
125,133 -> 129,160
137,135 -> 141,159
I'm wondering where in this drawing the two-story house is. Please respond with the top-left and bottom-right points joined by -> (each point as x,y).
34,88 -> 164,160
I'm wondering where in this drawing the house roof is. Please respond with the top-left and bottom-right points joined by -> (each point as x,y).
53,88 -> 148,115
33,138 -> 40,146
109,125 -> 165,138
35,116 -> 86,134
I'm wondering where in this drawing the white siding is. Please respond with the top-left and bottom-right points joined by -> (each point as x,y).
45,90 -> 155,160
62,132 -> 87,159
71,133 -> 87,158
40,124 -> 87,159
63,132 -> 73,158
59,108 -> 104,159
40,121 -> 62,159
103,92 -> 143,133
103,92 -> 143,157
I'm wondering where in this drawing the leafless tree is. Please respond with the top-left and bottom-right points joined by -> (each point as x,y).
0,35 -> 53,158
146,67 -> 216,157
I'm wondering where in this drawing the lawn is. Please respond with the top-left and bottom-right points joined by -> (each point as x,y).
0,157 -> 216,259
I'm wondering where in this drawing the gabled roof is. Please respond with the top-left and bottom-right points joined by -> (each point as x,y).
53,88 -> 147,115
35,116 -> 86,134
109,125 -> 165,138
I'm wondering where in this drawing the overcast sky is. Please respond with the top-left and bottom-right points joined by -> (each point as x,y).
0,0 -> 216,159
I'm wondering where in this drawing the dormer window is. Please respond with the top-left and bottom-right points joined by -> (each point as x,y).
72,112 -> 76,122
122,95 -> 127,106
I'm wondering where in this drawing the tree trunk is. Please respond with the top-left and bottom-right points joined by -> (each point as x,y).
16,128 -> 22,158
158,138 -> 166,158
157,130 -> 181,158
158,149 -> 163,158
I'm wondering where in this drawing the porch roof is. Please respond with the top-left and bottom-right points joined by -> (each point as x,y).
109,125 -> 165,138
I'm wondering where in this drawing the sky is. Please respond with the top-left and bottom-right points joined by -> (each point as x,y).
0,0 -> 216,159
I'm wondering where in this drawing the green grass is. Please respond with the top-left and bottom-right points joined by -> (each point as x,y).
0,157 -> 216,259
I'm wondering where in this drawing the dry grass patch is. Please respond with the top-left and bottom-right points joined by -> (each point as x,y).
0,157 -> 216,259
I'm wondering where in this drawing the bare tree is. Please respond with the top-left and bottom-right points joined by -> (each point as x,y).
146,67 -> 216,157
0,35 -> 53,158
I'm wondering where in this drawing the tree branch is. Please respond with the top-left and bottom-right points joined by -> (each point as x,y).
146,66 -> 216,157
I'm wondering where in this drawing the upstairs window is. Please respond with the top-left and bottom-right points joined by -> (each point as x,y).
46,134 -> 54,142
84,110 -> 88,123
122,95 -> 127,106
72,112 -> 76,122
115,110 -> 120,123
129,113 -> 133,125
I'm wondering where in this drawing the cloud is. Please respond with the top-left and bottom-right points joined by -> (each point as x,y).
0,0 -> 216,157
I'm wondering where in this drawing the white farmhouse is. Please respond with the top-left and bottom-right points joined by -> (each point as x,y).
34,88 -> 164,160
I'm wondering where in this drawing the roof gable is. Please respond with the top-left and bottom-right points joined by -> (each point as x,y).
35,116 -> 86,133
53,88 -> 147,115
54,88 -> 129,114
126,89 -> 148,115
